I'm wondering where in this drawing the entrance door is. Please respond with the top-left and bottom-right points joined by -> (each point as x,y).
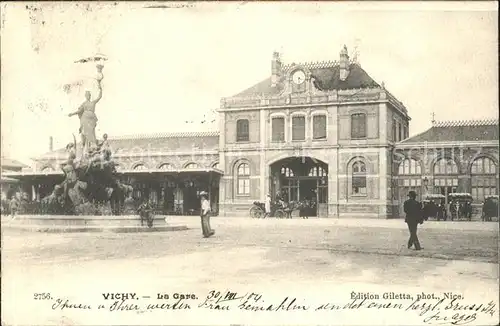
183,187 -> 198,215
300,179 -> 317,217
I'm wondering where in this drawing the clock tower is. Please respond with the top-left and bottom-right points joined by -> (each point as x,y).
290,69 -> 306,93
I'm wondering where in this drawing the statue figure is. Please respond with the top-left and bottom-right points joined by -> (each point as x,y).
40,61 -> 133,216
68,64 -> 104,156
97,133 -> 111,160
60,142 -> 78,201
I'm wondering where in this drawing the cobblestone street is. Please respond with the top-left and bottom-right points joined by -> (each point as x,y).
2,217 -> 498,325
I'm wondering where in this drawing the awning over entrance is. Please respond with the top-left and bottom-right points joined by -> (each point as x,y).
0,176 -> 20,184
1,167 -> 224,180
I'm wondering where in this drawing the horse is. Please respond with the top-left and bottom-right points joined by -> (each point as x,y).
282,201 -> 302,219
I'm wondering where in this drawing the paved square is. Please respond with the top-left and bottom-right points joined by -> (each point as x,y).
2,217 -> 498,325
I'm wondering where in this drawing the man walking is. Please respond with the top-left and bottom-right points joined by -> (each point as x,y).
199,191 -> 214,238
404,191 -> 423,250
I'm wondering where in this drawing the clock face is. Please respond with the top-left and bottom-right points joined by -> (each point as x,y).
292,70 -> 306,85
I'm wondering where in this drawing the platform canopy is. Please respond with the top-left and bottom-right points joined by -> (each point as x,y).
1,167 -> 224,180
116,167 -> 224,175
0,176 -> 20,184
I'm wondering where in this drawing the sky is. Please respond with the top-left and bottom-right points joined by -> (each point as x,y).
1,2 -> 498,164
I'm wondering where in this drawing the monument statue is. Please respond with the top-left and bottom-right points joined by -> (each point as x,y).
68,64 -> 104,156
40,61 -> 132,216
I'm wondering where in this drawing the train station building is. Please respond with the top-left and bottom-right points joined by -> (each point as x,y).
4,46 -> 499,218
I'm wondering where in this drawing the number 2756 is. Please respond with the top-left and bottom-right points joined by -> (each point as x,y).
33,293 -> 52,300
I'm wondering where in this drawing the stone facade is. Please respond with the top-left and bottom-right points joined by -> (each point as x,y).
217,47 -> 410,218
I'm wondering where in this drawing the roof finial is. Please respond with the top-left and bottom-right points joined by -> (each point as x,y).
351,38 -> 360,65
431,112 -> 436,126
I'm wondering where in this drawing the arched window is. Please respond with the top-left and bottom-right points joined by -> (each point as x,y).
41,166 -> 54,172
312,114 -> 327,140
351,113 -> 367,139
185,163 -> 199,169
397,158 -> 422,205
433,158 -> 458,175
398,159 -> 421,175
308,166 -> 328,177
211,162 -> 220,169
158,163 -> 173,170
471,157 -> 496,174
352,160 -> 367,195
236,119 -> 249,142
432,158 -> 459,197
471,157 -> 497,202
133,164 -> 147,170
281,167 -> 294,177
292,115 -> 305,141
237,163 -> 250,195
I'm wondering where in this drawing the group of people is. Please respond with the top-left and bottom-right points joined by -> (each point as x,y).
261,190 -> 317,219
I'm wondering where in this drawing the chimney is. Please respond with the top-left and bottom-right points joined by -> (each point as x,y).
49,136 -> 53,152
271,51 -> 282,88
339,45 -> 350,81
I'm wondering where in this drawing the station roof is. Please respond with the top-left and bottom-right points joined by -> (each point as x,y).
1,157 -> 29,170
233,63 -> 380,97
35,131 -> 220,160
399,119 -> 499,144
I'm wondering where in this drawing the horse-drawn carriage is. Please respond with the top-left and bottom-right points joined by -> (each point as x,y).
448,193 -> 473,221
421,194 -> 446,221
249,200 -> 305,219
482,195 -> 498,222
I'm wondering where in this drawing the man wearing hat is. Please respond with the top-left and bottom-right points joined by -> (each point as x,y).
403,191 -> 423,250
199,191 -> 214,238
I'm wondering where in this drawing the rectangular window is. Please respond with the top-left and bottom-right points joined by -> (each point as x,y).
477,187 -> 484,202
237,179 -> 250,195
313,115 -> 327,140
292,116 -> 306,141
471,187 -> 477,199
236,119 -> 249,142
351,114 -> 367,139
272,117 -> 285,142
398,122 -> 403,142
392,120 -> 397,141
352,176 -> 367,194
